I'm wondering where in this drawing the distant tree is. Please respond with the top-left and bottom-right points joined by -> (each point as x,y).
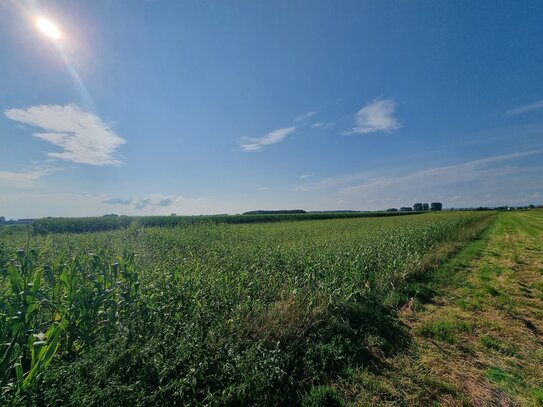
430,202 -> 443,211
422,203 -> 429,211
386,208 -> 398,212
170,213 -> 177,216
413,203 -> 423,211
528,204 -> 535,209
399,207 -> 413,212
0,216 -> 5,223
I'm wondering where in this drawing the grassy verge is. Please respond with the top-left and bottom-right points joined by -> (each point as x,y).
347,209 -> 543,406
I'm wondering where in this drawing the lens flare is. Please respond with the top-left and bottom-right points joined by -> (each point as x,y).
36,17 -> 61,39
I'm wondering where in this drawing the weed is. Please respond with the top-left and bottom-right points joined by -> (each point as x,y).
480,335 -> 516,356
485,367 -> 525,390
418,318 -> 473,344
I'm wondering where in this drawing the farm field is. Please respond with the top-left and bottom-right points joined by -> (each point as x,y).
30,211 -> 421,234
349,209 -> 543,406
3,1 -> 541,406
0,210 -> 530,406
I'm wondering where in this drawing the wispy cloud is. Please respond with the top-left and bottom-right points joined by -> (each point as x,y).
239,126 -> 297,152
293,150 -> 543,209
4,104 -> 126,166
0,170 -> 43,188
103,194 -> 179,210
506,99 -> 543,115
102,198 -> 133,205
0,163 -> 59,188
294,172 -> 375,192
346,98 -> 401,135
294,111 -> 317,122
134,195 -> 177,210
341,150 -> 542,193
299,173 -> 314,179
311,122 -> 325,128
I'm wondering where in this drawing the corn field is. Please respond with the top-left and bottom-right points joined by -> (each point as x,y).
0,211 -> 494,405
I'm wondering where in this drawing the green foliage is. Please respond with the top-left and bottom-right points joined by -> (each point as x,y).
485,367 -> 525,390
32,211 -> 421,234
0,249 -> 141,403
301,385 -> 346,407
479,335 -> 516,356
532,387 -> 543,406
417,318 -> 473,344
0,250 -> 64,399
0,211 -> 494,405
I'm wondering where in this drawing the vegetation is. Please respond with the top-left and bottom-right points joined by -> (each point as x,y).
242,209 -> 306,215
349,209 -> 543,406
0,211 -> 496,405
31,210 -> 421,234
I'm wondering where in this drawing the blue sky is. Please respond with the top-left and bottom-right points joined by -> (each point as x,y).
1,0 -> 542,218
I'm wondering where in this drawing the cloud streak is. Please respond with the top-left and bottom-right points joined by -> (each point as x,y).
0,163 -> 59,188
341,150 -> 543,193
346,98 -> 400,135
506,99 -> 543,115
293,150 -> 543,209
339,150 -> 543,209
239,126 -> 297,152
103,194 -> 179,210
0,170 -> 43,188
4,104 -> 126,166
294,111 -> 317,122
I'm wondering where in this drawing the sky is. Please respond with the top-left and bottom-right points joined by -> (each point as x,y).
1,0 -> 543,218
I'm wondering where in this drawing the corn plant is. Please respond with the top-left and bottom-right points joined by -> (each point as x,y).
0,250 -> 64,399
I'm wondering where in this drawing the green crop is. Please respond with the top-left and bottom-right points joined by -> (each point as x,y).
31,211 -> 421,234
0,211 -> 494,405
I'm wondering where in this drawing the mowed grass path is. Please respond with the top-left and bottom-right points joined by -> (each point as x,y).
351,210 -> 543,406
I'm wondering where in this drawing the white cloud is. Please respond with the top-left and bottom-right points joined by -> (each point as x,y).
294,111 -> 317,122
311,122 -> 325,128
0,163 -> 59,188
347,98 -> 401,135
103,194 -> 179,210
0,171 -> 43,188
341,150 -> 542,193
293,150 -> 543,209
294,172 -> 376,192
299,173 -> 314,179
0,193 -> 232,218
102,197 -> 133,205
506,99 -> 543,115
4,104 -> 126,166
239,126 -> 297,152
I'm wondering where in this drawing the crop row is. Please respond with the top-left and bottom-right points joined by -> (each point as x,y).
31,211 -> 422,234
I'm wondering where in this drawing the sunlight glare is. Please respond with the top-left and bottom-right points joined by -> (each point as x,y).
36,17 -> 61,40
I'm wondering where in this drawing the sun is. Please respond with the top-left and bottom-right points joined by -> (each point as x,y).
36,17 -> 61,40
